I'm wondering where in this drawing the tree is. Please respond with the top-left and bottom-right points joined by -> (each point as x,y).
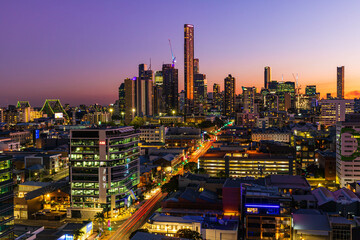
194,168 -> 207,174
129,116 -> 145,128
94,211 -> 106,232
177,229 -> 202,240
216,170 -> 228,178
184,162 -> 197,172
73,228 -> 85,240
129,228 -> 149,239
161,175 -> 179,193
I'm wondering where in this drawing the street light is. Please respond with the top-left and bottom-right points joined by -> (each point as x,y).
172,110 -> 175,115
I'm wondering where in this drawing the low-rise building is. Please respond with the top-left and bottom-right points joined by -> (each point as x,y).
139,125 -> 166,143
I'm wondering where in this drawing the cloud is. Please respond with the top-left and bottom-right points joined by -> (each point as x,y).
346,91 -> 360,99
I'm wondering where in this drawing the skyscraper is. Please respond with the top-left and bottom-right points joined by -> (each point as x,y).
124,78 -> 136,124
153,71 -> 164,115
194,73 -> 207,115
184,24 -> 194,115
224,74 -> 236,116
162,64 -> 179,113
305,85 -> 317,96
242,87 -> 256,113
193,58 -> 199,74
136,64 -> 153,117
213,83 -> 221,111
264,66 -> 271,89
337,66 -> 345,99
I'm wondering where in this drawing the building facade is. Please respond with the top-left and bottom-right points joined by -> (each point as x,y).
320,99 -> 354,126
0,156 -> 14,240
184,24 -> 194,115
69,127 -> 140,218
224,74 -> 236,116
337,66 -> 345,99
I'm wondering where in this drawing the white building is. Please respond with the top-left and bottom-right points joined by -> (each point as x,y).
320,99 -> 354,126
336,116 -> 360,187
0,137 -> 20,151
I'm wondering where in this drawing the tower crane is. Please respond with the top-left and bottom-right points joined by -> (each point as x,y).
168,39 -> 176,67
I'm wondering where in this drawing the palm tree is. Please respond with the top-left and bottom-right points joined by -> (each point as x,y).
94,211 -> 106,232
73,228 -> 85,240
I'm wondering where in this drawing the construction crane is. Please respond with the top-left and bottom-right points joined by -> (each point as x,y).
168,39 -> 176,67
292,73 -> 301,113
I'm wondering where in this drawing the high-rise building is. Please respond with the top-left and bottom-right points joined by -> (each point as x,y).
264,66 -> 271,89
193,58 -> 199,74
70,127 -> 140,218
305,85 -> 317,96
118,83 -> 125,114
162,64 -> 179,114
184,24 -> 194,115
154,71 -> 163,86
213,83 -> 221,111
0,156 -> 14,239
124,78 -> 136,124
242,87 -> 256,114
194,73 -> 207,115
137,64 -> 153,117
336,114 -> 360,187
320,99 -> 354,126
224,74 -> 236,116
337,66 -> 345,99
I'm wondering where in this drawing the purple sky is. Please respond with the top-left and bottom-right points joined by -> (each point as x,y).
1,1 -> 360,107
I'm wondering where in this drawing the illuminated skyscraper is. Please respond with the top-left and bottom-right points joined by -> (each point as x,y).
162,64 -> 179,113
213,83 -> 221,111
224,74 -> 235,116
184,24 -> 194,115
264,66 -> 271,89
137,64 -> 153,117
0,156 -> 14,239
194,58 -> 199,74
124,78 -> 136,124
194,73 -> 207,114
305,85 -> 316,96
337,66 -> 345,99
242,87 -> 256,113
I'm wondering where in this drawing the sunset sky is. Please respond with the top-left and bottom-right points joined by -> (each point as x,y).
1,0 -> 360,106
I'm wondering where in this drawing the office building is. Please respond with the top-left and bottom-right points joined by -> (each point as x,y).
154,71 -> 163,86
153,71 -> 164,115
242,87 -> 256,114
224,74 -> 236,116
305,85 -> 317,96
320,99 -> 354,126
162,64 -> 179,114
337,66 -> 345,99
0,156 -> 14,239
136,64 -> 153,117
184,24 -> 194,115
244,184 -> 292,240
194,73 -> 207,115
264,66 -> 271,89
124,78 -> 136,124
139,125 -> 166,143
69,127 -> 140,218
336,115 -> 360,187
193,58 -> 199,74
118,83 -> 125,115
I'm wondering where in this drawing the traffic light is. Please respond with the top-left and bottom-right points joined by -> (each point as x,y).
108,227 -> 112,231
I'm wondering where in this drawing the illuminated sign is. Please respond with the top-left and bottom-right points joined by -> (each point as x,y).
99,141 -> 106,145
35,130 -> 40,139
245,204 -> 280,208
86,222 -> 92,233
54,113 -> 63,118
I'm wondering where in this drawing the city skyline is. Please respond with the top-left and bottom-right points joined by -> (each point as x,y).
2,1 -> 360,106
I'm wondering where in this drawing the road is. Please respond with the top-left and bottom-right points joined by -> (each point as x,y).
52,167 -> 69,181
106,190 -> 166,240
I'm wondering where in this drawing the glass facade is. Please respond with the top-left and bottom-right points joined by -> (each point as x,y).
0,156 -> 14,240
70,127 -> 140,211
